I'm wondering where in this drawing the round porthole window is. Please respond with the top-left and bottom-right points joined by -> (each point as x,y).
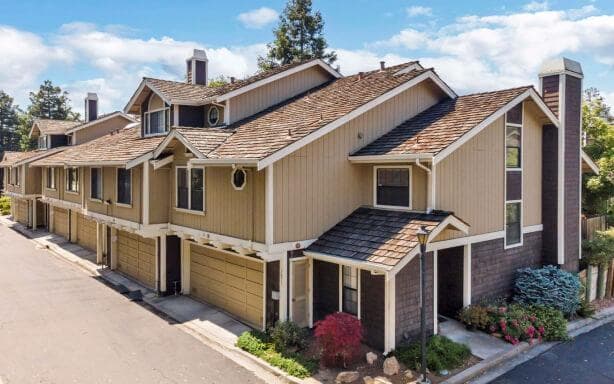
208,106 -> 220,126
231,168 -> 247,190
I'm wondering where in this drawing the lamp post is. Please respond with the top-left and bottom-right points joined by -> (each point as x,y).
416,225 -> 431,384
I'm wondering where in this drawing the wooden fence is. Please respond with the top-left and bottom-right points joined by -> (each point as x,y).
582,215 -> 607,240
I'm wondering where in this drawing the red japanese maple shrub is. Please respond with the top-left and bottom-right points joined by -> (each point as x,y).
314,312 -> 363,367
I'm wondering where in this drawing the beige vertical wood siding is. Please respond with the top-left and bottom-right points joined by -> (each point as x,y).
149,94 -> 165,110
15,199 -> 29,225
169,142 -> 265,242
25,166 -> 41,195
522,101 -> 543,227
73,115 -> 131,145
228,66 -> 333,124
436,116 -> 505,240
116,230 -> 156,288
84,166 -> 141,223
52,207 -> 69,239
273,80 -> 447,243
149,164 -> 170,224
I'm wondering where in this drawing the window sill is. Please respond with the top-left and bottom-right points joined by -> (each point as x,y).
45,188 -> 57,192
115,202 -> 133,208
174,207 -> 206,216
504,241 -> 523,250
65,191 -> 79,195
89,198 -> 103,203
373,203 -> 413,211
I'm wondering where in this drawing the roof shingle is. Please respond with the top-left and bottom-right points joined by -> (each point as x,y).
32,119 -> 81,135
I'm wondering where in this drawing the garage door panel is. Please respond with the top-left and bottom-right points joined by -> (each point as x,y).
53,207 -> 69,239
76,214 -> 97,251
189,244 -> 263,328
116,230 -> 155,288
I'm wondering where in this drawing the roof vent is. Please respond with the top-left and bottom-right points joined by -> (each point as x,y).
380,61 -> 386,70
358,72 -> 364,80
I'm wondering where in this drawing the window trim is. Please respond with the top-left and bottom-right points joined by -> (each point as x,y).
338,265 -> 361,319
505,123 -> 522,171
65,167 -> 79,194
46,167 -> 56,191
373,165 -> 412,210
504,200 -> 523,249
115,167 -> 133,207
175,165 -> 206,213
89,167 -> 103,202
144,107 -> 170,137
207,105 -> 220,126
231,167 -> 247,191
504,103 -> 524,249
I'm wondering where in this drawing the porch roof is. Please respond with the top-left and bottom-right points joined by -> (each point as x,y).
306,207 -> 468,268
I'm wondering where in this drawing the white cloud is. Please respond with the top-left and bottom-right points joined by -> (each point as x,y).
237,7 -> 278,29
406,6 -> 432,17
372,28 -> 429,50
523,1 -> 549,12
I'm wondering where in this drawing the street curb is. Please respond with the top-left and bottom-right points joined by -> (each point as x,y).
442,309 -> 614,384
0,218 -> 303,384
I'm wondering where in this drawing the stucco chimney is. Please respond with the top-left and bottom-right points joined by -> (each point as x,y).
380,61 -> 386,70
84,93 -> 98,122
538,57 -> 583,271
186,49 -> 208,86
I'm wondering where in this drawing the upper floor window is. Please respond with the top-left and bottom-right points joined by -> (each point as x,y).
46,168 -> 55,190
374,166 -> 411,209
144,108 -> 170,136
10,167 -> 19,186
176,166 -> 204,212
506,125 -> 521,169
38,135 -> 48,149
208,106 -> 220,126
117,168 -> 132,205
342,266 -> 358,316
66,167 -> 79,193
505,201 -> 522,247
90,168 -> 102,200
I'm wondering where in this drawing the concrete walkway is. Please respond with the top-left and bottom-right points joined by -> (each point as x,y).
439,317 -> 514,360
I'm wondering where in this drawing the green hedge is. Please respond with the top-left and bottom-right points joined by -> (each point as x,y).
395,335 -> 471,372
236,331 -> 317,378
0,196 -> 10,215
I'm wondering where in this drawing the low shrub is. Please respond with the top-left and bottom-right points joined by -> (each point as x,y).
0,196 -> 10,215
583,231 -> 614,267
528,305 -> 569,341
271,321 -> 308,352
459,305 -> 491,330
395,335 -> 471,372
577,299 -> 596,318
513,266 -> 581,318
236,331 -> 316,378
314,312 -> 363,367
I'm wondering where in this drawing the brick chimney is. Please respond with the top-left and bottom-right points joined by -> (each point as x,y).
538,58 -> 583,271
84,93 -> 98,122
186,49 -> 208,86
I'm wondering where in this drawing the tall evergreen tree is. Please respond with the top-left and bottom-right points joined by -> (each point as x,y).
17,80 -> 80,150
258,0 -> 337,71
0,90 -> 21,154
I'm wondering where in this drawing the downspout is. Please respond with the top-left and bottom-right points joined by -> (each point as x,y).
414,159 -> 433,213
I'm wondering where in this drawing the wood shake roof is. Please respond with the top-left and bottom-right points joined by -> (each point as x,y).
33,119 -> 81,135
174,127 -> 235,156
206,63 -> 426,160
307,207 -> 453,267
0,148 -> 66,167
31,126 -> 164,166
353,86 -> 532,157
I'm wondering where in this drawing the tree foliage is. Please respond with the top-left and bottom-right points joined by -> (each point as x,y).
582,88 -> 614,218
207,75 -> 229,88
258,0 -> 336,71
17,80 -> 80,151
0,90 -> 21,154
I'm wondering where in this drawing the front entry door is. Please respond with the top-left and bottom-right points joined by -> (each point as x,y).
166,235 -> 182,295
291,259 -> 309,327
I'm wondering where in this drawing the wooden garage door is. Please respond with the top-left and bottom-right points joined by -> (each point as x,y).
53,207 -> 69,239
77,213 -> 97,251
190,244 -> 263,328
117,230 -> 155,288
15,199 -> 28,225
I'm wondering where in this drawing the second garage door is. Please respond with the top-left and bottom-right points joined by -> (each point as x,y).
15,199 -> 28,226
52,207 -> 69,239
190,244 -> 263,328
77,213 -> 97,251
116,230 -> 156,288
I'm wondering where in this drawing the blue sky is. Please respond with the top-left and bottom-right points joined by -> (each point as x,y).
0,0 -> 613,114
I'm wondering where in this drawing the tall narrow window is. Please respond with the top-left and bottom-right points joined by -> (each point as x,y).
190,168 -> 204,211
506,125 -> 521,169
505,202 -> 521,246
176,168 -> 189,209
117,168 -> 132,205
176,167 -> 205,211
342,266 -> 358,316
375,167 -> 411,208
90,168 -> 102,200
46,168 -> 55,189
145,108 -> 169,135
66,167 -> 79,192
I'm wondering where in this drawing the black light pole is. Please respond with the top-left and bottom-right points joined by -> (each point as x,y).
416,225 -> 431,384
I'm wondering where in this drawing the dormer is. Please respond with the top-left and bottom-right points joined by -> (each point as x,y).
29,119 -> 80,149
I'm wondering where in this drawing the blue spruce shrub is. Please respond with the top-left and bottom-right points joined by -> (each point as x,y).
513,266 -> 581,317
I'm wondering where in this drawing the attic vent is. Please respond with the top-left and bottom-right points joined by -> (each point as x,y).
231,168 -> 247,190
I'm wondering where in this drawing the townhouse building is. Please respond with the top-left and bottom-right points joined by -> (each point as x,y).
2,50 -> 599,352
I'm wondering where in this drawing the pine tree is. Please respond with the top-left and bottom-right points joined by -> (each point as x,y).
17,80 -> 80,150
258,0 -> 337,71
0,90 -> 21,154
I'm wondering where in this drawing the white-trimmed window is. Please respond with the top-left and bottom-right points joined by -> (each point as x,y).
176,166 -> 205,212
208,106 -> 220,126
66,167 -> 79,193
10,167 -> 19,186
144,107 -> 170,136
231,168 -> 247,190
342,266 -> 359,316
116,168 -> 132,205
38,135 -> 48,149
374,166 -> 411,209
505,201 -> 522,247
46,168 -> 55,190
506,125 -> 522,169
90,167 -> 102,201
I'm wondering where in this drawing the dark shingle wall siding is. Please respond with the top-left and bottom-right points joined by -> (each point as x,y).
360,270 -> 385,349
542,124 -> 559,266
313,260 -> 339,321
